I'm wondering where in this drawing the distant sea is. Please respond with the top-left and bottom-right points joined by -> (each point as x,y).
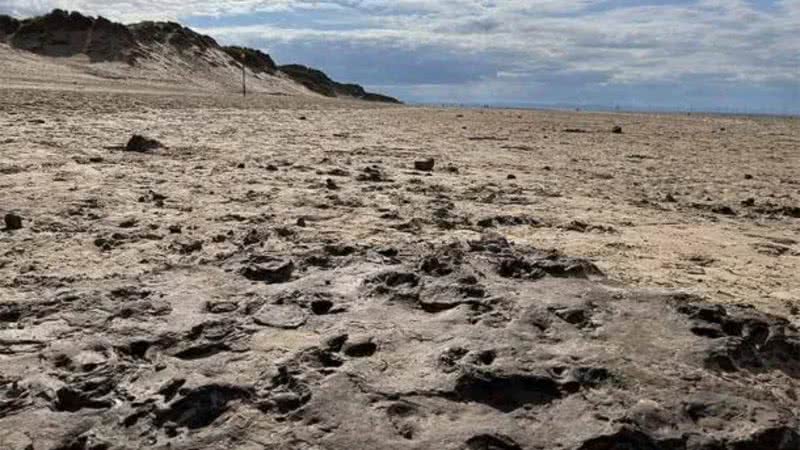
410,101 -> 799,118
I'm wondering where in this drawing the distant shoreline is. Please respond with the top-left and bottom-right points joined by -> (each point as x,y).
409,101 -> 800,119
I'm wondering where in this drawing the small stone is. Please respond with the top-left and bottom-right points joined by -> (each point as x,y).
665,193 -> 677,203
125,134 -> 162,152
237,162 -> 246,169
744,174 -> 753,180
241,259 -> 294,284
324,334 -> 349,352
325,178 -> 338,190
119,218 -> 138,228
271,392 -> 303,413
507,174 -> 517,180
612,126 -> 623,134
4,213 -> 23,230
168,224 -> 182,234
299,116 -> 308,121
206,301 -> 238,313
311,299 -> 334,315
343,337 -> 377,357
414,158 -> 435,172
296,218 -> 307,227
741,198 -> 755,207
266,164 -> 278,171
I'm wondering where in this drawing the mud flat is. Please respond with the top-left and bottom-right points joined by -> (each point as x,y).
1,86 -> 799,449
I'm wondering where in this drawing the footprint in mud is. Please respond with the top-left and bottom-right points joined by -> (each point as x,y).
464,434 -> 523,450
155,384 -> 252,430
675,301 -> 800,377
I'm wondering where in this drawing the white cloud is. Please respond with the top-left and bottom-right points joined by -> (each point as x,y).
1,0 -> 797,111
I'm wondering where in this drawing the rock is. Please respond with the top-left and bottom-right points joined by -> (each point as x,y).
125,134 -> 162,152
296,217 -> 307,227
325,178 -> 339,190
744,174 -> 754,180
414,158 -> 435,172
507,174 -> 516,180
118,218 -> 138,228
711,205 -> 737,216
254,304 -> 307,329
311,299 -> 334,315
464,434 -> 523,450
206,301 -> 238,313
342,337 -> 377,357
175,239 -> 203,254
4,212 -> 23,230
323,333 -> 349,352
612,125 -> 623,134
240,259 -> 294,283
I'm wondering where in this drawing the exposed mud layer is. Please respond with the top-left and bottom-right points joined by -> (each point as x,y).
1,229 -> 799,449
0,87 -> 798,449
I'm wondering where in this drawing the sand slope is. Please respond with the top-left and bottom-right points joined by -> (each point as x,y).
0,42 -> 309,96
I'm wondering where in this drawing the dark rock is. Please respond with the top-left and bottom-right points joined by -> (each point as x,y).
310,299 -> 334,315
342,337 -> 377,357
464,434 -> 523,450
118,218 -> 137,228
506,174 -> 516,180
477,215 -> 540,228
124,134 -> 162,152
414,158 -> 435,172
712,205 -> 737,216
323,334 -> 348,352
240,259 -> 294,284
206,301 -> 238,314
612,125 -> 623,134
4,212 -> 23,230
175,239 -> 203,254
357,165 -> 390,182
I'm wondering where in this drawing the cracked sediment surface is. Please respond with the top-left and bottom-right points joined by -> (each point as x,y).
1,88 -> 799,449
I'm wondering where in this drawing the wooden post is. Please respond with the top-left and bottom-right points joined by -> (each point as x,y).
241,51 -> 246,97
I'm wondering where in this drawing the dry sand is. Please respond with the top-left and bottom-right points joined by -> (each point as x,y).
2,86 -> 798,317
1,67 -> 800,449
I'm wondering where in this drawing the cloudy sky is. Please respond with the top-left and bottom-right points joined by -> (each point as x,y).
2,0 -> 798,113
